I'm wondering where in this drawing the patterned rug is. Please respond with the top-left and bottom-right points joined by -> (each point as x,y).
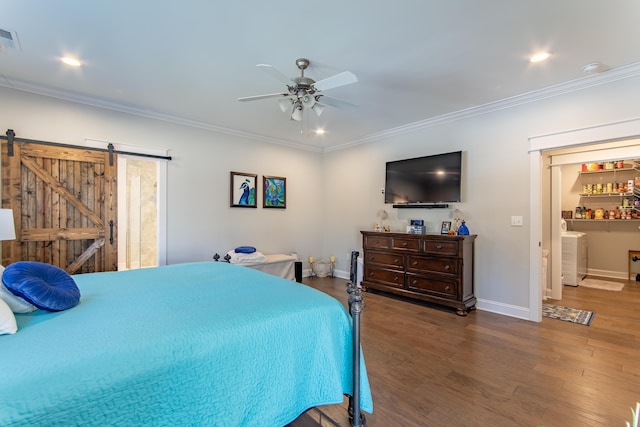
542,303 -> 594,326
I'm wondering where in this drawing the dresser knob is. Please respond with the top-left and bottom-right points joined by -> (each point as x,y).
395,258 -> 400,264
412,280 -> 417,285
436,245 -> 442,249
445,286 -> 450,291
444,265 -> 450,270
412,260 -> 418,266
394,276 -> 399,282
402,242 -> 407,246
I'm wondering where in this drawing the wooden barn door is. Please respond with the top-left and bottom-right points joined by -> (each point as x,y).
1,141 -> 117,273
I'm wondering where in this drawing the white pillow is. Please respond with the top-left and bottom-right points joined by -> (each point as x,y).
0,297 -> 17,335
0,265 -> 37,313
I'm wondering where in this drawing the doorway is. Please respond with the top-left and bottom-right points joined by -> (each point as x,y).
0,135 -> 168,273
545,146 -> 640,301
117,156 -> 160,270
529,117 -> 640,322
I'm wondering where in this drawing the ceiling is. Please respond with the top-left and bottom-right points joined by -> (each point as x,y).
2,1 -> 640,151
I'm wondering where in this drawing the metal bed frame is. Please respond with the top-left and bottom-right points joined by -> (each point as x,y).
346,250 -> 366,427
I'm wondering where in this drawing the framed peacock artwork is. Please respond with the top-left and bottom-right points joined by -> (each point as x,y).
263,175 -> 286,209
230,171 -> 257,208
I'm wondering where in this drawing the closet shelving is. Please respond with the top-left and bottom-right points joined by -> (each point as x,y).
571,159 -> 639,225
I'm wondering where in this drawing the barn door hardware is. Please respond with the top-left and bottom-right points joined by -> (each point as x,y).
108,143 -> 114,166
6,129 -> 14,156
1,130 -> 172,161
109,220 -> 114,244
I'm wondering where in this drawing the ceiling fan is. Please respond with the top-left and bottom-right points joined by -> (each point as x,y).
238,58 -> 357,121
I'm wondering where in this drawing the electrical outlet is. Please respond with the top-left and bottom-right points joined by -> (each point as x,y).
381,188 -> 385,194
511,216 -> 524,227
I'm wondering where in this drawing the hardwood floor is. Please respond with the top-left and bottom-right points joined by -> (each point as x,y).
290,275 -> 640,427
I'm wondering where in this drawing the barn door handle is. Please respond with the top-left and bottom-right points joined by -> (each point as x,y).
109,220 -> 114,244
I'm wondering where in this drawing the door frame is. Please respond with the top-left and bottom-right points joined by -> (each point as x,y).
528,117 -> 640,322
85,139 -> 168,267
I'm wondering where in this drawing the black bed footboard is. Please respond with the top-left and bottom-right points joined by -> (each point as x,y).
346,251 -> 366,427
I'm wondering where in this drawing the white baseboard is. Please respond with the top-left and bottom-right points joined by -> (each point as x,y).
587,268 -> 628,280
475,298 -> 530,320
314,270 -> 532,321
304,268 -> 351,279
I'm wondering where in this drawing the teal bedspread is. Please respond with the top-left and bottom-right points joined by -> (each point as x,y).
0,262 -> 372,426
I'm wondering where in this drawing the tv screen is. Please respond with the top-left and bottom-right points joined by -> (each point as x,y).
384,151 -> 462,204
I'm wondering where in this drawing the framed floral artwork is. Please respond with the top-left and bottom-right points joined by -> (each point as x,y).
263,175 -> 286,208
230,171 -> 257,208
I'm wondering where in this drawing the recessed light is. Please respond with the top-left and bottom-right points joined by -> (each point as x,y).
529,52 -> 550,63
315,128 -> 325,135
61,56 -> 82,67
581,62 -> 609,74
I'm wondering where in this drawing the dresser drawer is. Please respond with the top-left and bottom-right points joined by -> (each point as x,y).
365,250 -> 404,268
406,274 -> 457,298
422,239 -> 460,256
361,230 -> 476,316
364,235 -> 392,249
364,266 -> 404,289
407,255 -> 459,276
392,237 -> 420,251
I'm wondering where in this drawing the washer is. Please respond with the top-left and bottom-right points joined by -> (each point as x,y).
562,231 -> 587,286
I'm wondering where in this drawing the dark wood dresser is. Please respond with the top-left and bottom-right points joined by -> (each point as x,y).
360,231 -> 476,316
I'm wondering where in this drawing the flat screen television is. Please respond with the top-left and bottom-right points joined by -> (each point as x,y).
384,151 -> 462,205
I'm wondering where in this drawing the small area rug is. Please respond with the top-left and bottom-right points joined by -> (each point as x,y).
579,278 -> 625,291
542,303 -> 594,326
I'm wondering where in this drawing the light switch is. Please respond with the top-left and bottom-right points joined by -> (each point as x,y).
511,216 -> 524,227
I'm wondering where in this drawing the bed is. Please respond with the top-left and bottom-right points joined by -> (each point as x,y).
0,261 -> 372,426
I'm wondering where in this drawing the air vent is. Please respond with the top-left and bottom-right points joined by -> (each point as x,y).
0,28 -> 21,53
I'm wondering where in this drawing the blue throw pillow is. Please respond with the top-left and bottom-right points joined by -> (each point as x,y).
234,246 -> 257,254
2,261 -> 80,311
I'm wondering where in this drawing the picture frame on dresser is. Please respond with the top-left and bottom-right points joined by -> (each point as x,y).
440,221 -> 451,234
230,171 -> 257,208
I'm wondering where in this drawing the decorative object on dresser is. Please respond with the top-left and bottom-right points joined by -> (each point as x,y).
440,221 -> 451,234
361,231 -> 476,316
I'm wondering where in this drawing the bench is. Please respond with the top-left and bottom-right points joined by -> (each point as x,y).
244,254 -> 298,281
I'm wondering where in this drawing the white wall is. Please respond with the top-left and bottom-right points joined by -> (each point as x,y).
0,87 -> 325,265
3,73 -> 640,319
323,75 -> 640,316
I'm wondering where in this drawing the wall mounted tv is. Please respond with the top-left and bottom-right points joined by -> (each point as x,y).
384,151 -> 462,208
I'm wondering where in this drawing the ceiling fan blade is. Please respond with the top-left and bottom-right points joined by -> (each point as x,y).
312,71 -> 358,91
256,64 -> 295,86
318,95 -> 358,110
238,93 -> 289,102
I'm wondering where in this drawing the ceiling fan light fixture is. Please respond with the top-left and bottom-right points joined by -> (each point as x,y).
312,103 -> 325,116
240,57 -> 357,128
291,104 -> 303,121
301,93 -> 315,109
278,97 -> 292,112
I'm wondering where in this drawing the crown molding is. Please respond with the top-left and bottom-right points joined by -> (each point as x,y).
3,61 -> 640,155
0,76 -> 322,153
324,61 -> 640,153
